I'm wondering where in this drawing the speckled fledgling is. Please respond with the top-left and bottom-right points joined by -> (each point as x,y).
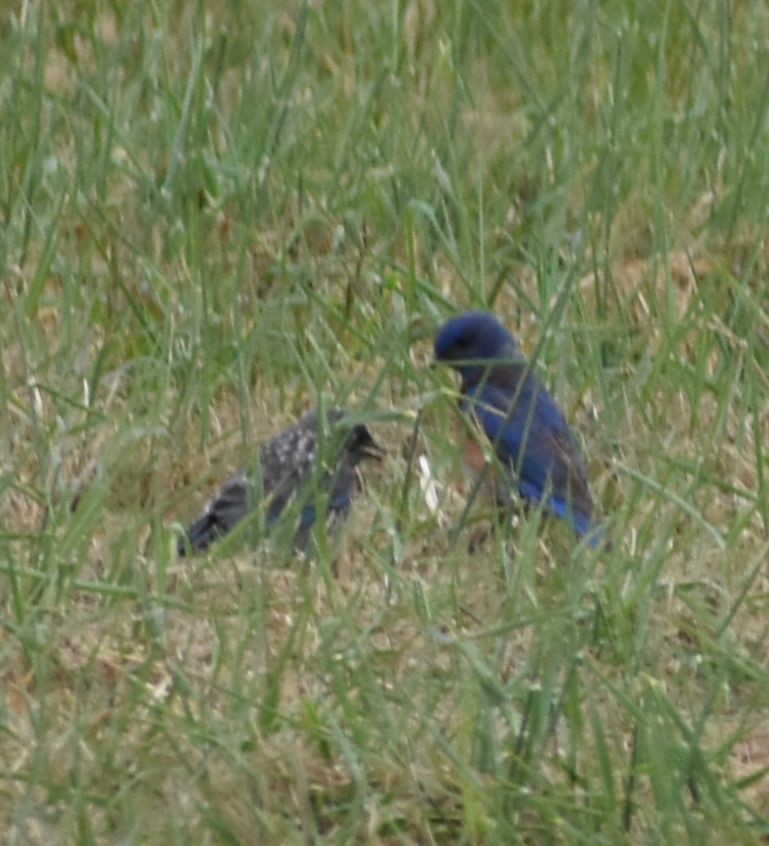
434,312 -> 605,547
178,409 -> 383,555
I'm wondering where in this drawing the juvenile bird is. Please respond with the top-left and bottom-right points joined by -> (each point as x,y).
178,409 -> 383,555
434,312 -> 603,545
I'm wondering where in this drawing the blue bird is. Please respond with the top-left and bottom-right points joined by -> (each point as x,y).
434,312 -> 603,545
178,409 -> 383,555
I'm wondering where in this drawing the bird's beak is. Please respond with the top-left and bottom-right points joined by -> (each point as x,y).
360,435 -> 386,461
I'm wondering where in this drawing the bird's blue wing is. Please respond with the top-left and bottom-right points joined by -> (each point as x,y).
465,377 -> 597,539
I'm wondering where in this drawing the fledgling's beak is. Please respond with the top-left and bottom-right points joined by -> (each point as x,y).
359,431 -> 386,461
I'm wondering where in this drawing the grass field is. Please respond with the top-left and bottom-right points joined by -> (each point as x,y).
2,1 -> 769,842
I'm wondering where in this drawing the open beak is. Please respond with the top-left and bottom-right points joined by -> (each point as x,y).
360,433 -> 385,462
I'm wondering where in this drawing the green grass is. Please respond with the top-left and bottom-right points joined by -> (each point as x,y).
2,0 -> 769,842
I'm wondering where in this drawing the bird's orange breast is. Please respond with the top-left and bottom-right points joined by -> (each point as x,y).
462,432 -> 488,475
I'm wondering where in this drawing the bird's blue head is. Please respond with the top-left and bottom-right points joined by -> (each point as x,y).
434,312 -> 521,378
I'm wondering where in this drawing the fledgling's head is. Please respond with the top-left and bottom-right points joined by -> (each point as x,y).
434,312 -> 521,374
311,410 -> 385,467
343,423 -> 385,465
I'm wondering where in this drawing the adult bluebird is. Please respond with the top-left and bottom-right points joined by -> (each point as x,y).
178,409 -> 383,555
434,312 -> 602,545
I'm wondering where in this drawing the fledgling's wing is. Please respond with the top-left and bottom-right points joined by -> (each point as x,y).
290,468 -> 359,553
178,470 -> 253,555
